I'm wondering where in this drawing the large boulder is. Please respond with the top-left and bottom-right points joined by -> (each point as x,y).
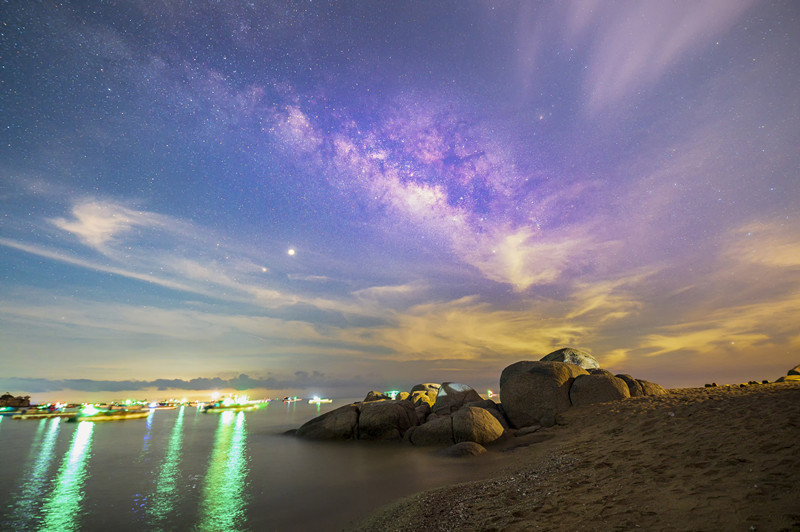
615,374 -> 645,397
452,407 -> 504,445
500,361 -> 589,428
788,364 -> 800,376
296,404 -> 359,440
638,380 -> 668,396
569,374 -> 631,406
432,382 -> 483,415
465,398 -> 510,429
540,347 -> 600,370
358,400 -> 418,440
405,415 -> 454,446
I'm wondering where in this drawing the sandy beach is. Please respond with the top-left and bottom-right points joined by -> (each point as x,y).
352,382 -> 800,531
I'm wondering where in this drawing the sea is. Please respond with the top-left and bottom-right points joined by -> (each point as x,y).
0,401 -> 503,531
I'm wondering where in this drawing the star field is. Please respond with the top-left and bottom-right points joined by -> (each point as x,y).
1,1 -> 799,401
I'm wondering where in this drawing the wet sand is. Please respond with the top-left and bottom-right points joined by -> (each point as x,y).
351,382 -> 800,531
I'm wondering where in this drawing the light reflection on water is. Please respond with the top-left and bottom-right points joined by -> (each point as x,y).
0,401 -> 506,531
39,421 -> 95,531
197,410 -> 249,531
146,405 -> 185,528
5,417 -> 62,529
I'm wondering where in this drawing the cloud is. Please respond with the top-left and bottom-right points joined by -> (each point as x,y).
50,200 -> 168,249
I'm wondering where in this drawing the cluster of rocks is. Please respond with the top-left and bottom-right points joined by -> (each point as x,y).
0,393 -> 30,407
295,348 -> 667,453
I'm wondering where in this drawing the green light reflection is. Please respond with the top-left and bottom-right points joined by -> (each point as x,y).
39,421 -> 95,531
197,410 -> 249,531
5,418 -> 62,529
146,406 -> 185,528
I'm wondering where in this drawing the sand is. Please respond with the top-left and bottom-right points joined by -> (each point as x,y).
351,382 -> 800,531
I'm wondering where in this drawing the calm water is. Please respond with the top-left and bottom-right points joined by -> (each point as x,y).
0,401 -> 502,531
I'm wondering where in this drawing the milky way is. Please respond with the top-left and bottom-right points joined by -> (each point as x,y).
2,1 -> 799,401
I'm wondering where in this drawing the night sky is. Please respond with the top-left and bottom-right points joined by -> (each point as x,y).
2,1 -> 799,402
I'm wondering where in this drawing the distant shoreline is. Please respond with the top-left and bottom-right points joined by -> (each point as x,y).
350,381 -> 800,531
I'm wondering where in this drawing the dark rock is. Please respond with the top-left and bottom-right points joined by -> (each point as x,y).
358,399 -> 418,440
431,382 -> 483,416
435,441 -> 487,457
615,374 -> 645,397
414,403 -> 431,425
296,404 -> 359,440
638,380 -> 668,396
540,347 -> 600,370
406,415 -> 454,446
788,364 -> 800,376
500,361 -> 589,429
569,374 -> 631,406
516,425 -> 541,436
452,406 -> 504,445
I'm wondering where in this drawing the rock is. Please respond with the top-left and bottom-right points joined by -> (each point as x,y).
358,400 -> 418,441
588,368 -> 614,376
615,374 -> 646,397
406,415 -> 454,446
465,398 -> 510,428
410,390 -> 435,407
516,425 -> 541,436
397,392 -> 410,401
638,380 -> 668,396
452,406 -> 505,445
500,359 -> 586,388
432,382 -> 483,416
363,390 -> 391,402
569,374 -> 631,406
435,441 -> 487,457
414,403 -> 431,425
788,364 -> 800,376
409,383 -> 440,406
296,404 -> 359,440
500,361 -> 589,428
540,347 -> 600,370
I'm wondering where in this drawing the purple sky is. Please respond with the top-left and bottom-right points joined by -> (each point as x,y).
2,1 -> 799,401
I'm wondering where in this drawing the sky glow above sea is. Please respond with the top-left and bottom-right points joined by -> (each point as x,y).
2,1 -> 799,401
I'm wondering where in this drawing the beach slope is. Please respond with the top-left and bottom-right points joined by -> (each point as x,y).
352,382 -> 800,531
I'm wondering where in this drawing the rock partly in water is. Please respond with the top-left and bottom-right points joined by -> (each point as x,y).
405,415 -> 454,446
540,347 -> 600,370
452,406 -> 505,445
569,374 -> 631,406
500,361 -> 589,429
432,382 -> 483,416
296,404 -> 359,440
435,441 -> 487,457
615,374 -> 646,397
358,399 -> 418,441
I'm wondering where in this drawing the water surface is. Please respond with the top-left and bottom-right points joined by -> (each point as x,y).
0,402 -> 502,531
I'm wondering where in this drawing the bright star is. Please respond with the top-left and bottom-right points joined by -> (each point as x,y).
287,248 -> 296,256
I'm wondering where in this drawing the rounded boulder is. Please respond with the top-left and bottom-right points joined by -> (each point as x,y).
358,399 -> 418,441
452,406 -> 505,445
432,382 -> 483,415
296,404 -> 359,440
500,361 -> 588,428
569,374 -> 631,406
540,347 -> 600,370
